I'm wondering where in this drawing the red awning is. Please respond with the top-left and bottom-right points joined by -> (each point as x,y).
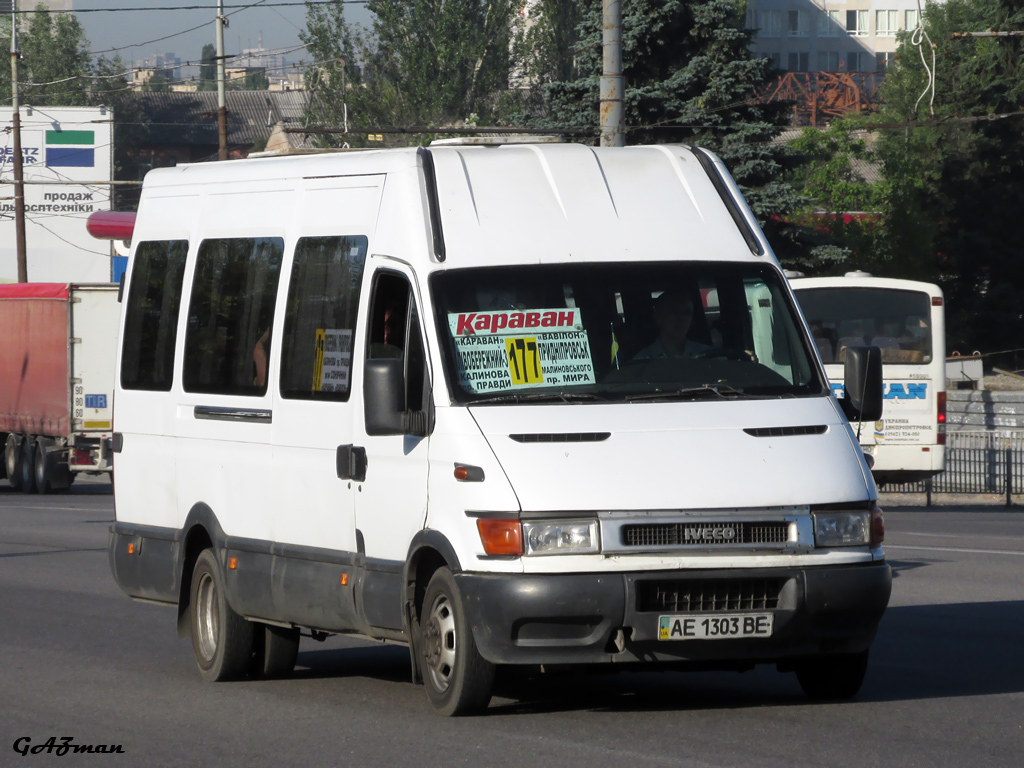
0,283 -> 70,300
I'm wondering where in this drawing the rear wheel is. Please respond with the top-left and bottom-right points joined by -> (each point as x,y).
33,438 -> 54,494
4,434 -> 23,491
250,623 -> 300,679
190,549 -> 254,682
795,650 -> 870,700
418,567 -> 494,716
19,436 -> 36,494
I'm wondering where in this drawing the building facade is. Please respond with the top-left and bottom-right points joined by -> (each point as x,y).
746,0 -> 930,72
1,1 -> 73,14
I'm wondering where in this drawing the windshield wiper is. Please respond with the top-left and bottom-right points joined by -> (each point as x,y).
469,391 -> 607,405
624,384 -> 746,403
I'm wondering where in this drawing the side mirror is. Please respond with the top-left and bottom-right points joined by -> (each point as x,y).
841,346 -> 883,423
364,358 -> 406,436
363,358 -> 431,437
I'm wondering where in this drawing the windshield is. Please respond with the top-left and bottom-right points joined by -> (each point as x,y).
795,287 -> 933,365
430,262 -> 823,403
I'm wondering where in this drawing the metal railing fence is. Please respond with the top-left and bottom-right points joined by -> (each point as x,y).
885,431 -> 1024,505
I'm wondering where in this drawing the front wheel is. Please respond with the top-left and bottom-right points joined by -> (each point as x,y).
418,568 -> 495,716
190,549 -> 254,682
795,650 -> 869,700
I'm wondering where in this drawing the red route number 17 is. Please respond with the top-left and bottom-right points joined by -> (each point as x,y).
505,337 -> 544,385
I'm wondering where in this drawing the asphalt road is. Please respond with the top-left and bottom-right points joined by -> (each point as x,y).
1,481 -> 1022,767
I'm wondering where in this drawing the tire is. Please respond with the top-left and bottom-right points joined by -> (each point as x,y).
418,567 -> 495,716
4,434 -> 23,491
795,650 -> 870,701
250,623 -> 300,679
190,549 -> 254,682
19,436 -> 37,494
34,439 -> 53,495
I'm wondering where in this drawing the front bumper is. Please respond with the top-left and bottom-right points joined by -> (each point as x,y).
457,561 -> 892,665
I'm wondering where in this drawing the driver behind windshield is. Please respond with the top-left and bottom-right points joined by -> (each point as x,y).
634,290 -> 711,360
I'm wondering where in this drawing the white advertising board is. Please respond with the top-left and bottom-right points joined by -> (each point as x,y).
0,107 -> 114,283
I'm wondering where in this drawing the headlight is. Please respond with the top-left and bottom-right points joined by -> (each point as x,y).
522,520 -> 599,556
812,511 -> 871,547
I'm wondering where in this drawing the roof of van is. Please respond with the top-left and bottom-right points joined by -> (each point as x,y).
141,143 -> 773,268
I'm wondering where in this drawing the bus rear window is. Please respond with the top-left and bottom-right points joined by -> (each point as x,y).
796,287 -> 932,364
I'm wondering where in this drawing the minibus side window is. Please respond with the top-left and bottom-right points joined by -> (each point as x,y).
368,272 -> 429,412
121,240 -> 188,391
183,237 -> 284,396
280,235 -> 368,401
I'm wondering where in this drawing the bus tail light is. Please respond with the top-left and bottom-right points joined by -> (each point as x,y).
937,391 -> 947,445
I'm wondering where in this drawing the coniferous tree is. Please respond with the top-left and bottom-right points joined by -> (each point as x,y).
541,0 -> 802,226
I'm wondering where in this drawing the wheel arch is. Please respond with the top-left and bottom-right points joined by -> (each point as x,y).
401,530 -> 462,686
403,529 -> 462,620
175,503 -> 226,638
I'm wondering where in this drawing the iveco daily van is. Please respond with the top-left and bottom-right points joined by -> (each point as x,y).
108,141 -> 890,715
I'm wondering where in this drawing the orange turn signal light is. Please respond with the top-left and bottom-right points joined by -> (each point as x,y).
228,557 -> 238,570
127,542 -> 135,555
476,518 -> 523,556
340,573 -> 349,586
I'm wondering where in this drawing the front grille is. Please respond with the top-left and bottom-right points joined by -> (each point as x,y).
636,577 -> 786,613
621,521 -> 790,548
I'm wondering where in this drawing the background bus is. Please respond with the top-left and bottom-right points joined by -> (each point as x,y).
791,273 -> 946,486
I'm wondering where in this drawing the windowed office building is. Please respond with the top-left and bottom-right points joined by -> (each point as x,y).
746,0 -> 931,73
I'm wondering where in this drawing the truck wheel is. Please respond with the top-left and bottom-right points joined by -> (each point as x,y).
250,624 -> 300,679
19,437 -> 37,494
418,567 -> 494,716
4,434 -> 23,491
795,650 -> 870,700
33,438 -> 54,495
190,549 -> 254,682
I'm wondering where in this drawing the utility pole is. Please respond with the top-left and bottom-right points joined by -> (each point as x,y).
216,0 -> 228,161
600,0 -> 624,147
10,0 -> 28,282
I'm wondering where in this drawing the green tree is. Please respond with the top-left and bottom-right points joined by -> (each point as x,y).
144,73 -> 172,93
301,0 -> 521,146
541,1 -> 802,227
199,43 -> 217,92
515,1 -> 583,88
781,119 -> 888,275
874,0 -> 1024,353
93,55 -> 149,210
1,6 -> 91,106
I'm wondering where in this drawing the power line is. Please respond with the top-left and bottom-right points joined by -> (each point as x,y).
10,1 -> 367,13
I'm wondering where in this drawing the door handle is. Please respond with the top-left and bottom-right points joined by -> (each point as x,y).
337,445 -> 367,482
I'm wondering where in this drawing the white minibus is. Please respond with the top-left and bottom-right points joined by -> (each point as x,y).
791,274 -> 946,485
107,142 -> 890,715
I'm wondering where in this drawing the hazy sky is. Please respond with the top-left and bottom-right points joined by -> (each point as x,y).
71,1 -> 372,66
